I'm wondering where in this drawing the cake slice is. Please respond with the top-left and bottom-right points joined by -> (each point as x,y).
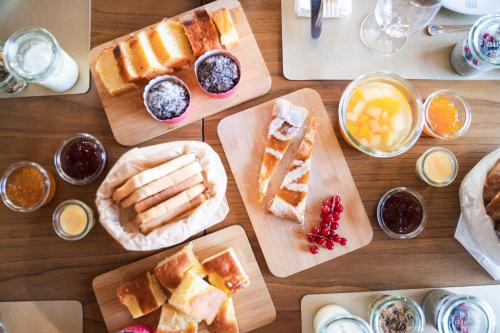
168,272 -> 226,325
207,297 -> 238,333
154,242 -> 206,292
257,99 -> 308,202
201,248 -> 250,295
181,8 -> 222,57
116,270 -> 167,319
148,20 -> 194,69
113,40 -> 140,82
95,46 -> 137,96
157,304 -> 198,333
211,8 -> 239,48
269,117 -> 316,224
128,32 -> 172,79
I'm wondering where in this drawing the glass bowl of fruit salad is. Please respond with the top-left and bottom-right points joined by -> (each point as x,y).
339,72 -> 424,158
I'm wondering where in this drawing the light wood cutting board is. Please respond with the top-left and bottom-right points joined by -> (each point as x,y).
88,0 -> 271,146
301,285 -> 500,333
0,300 -> 82,333
217,88 -> 373,278
93,225 -> 276,333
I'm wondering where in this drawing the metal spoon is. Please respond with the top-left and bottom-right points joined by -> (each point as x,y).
427,24 -> 472,36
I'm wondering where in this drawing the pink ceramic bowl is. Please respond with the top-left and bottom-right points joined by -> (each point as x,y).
143,75 -> 191,123
194,49 -> 241,99
117,324 -> 154,333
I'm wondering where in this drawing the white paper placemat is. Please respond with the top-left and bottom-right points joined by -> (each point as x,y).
301,285 -> 500,333
0,0 -> 90,98
282,0 -> 500,80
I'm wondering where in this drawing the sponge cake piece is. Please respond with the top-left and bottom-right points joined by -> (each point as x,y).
157,304 -> 198,333
207,297 -> 239,333
128,32 -> 172,79
211,8 -> 239,48
95,46 -> 136,96
181,8 -> 222,57
201,248 -> 250,295
113,40 -> 140,82
149,20 -> 194,69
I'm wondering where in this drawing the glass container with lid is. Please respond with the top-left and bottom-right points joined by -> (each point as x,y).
450,14 -> 500,77
52,200 -> 95,240
369,295 -> 425,333
416,147 -> 458,187
422,289 -> 496,333
0,42 -> 28,94
314,304 -> 373,333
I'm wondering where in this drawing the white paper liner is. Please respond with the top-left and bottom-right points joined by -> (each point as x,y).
96,141 -> 229,251
456,148 -> 500,280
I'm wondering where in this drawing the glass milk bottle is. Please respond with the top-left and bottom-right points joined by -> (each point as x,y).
4,27 -> 79,92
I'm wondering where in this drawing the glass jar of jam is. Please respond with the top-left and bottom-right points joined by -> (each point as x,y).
54,133 -> 106,185
0,161 -> 56,212
368,295 -> 425,333
377,187 -> 427,239
422,289 -> 496,333
314,304 -> 373,333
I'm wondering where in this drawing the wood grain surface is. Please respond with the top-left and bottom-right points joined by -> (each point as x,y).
89,0 -> 271,146
218,88 -> 372,277
0,0 -> 499,332
93,225 -> 275,332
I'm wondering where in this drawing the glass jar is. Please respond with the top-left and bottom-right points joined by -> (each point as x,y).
416,147 -> 458,187
0,161 -> 56,213
4,27 -> 79,92
422,289 -> 496,333
369,295 -> 425,333
450,14 -> 500,77
0,42 -> 28,94
314,304 -> 373,333
53,200 -> 95,240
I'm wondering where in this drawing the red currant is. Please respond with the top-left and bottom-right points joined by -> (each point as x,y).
307,235 -> 315,243
320,221 -> 329,229
314,236 -> 322,243
332,235 -> 341,243
340,237 -> 347,246
321,205 -> 331,215
321,228 -> 330,237
310,245 -> 319,254
324,214 -> 334,223
332,212 -> 341,221
312,226 -> 321,235
334,203 -> 344,213
326,240 -> 334,250
330,222 -> 339,230
322,199 -> 332,207
318,238 -> 327,246
332,195 -> 341,205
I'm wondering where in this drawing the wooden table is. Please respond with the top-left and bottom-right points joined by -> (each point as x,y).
0,1 -> 499,332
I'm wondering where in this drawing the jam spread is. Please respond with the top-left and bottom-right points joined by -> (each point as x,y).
62,139 -> 102,180
381,191 -> 423,235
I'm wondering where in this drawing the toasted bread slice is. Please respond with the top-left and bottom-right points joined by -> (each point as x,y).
113,40 -> 140,82
207,297 -> 238,333
484,160 -> 500,205
169,272 -> 226,325
154,242 -> 206,292
149,20 -> 194,69
116,270 -> 167,319
486,191 -> 500,222
157,304 -> 198,333
257,99 -> 308,202
95,47 -> 137,96
211,8 -> 239,48
181,8 -> 222,57
201,248 -> 250,295
269,117 -> 316,224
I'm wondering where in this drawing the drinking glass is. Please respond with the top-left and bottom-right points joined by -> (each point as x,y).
361,0 -> 442,54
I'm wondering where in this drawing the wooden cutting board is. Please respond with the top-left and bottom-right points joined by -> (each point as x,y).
88,0 -> 271,146
217,88 -> 373,278
0,300 -> 82,333
301,285 -> 500,333
92,225 -> 276,333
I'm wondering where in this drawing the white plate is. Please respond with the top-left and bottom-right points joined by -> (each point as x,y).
442,0 -> 500,16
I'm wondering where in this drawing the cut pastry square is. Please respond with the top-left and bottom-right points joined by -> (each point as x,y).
201,248 -> 250,295
95,46 -> 137,96
207,297 -> 239,333
211,8 -> 239,49
258,99 -> 309,202
116,270 -> 167,319
157,304 -> 198,333
168,272 -> 226,325
269,117 -> 317,224
181,8 -> 222,57
127,32 -> 173,80
154,242 -> 206,292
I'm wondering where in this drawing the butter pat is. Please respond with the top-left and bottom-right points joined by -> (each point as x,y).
60,204 -> 88,236
416,147 -> 458,187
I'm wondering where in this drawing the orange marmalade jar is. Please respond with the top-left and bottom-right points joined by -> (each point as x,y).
1,161 -> 56,212
423,89 -> 471,140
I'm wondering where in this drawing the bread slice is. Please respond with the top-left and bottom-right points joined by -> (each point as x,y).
207,297 -> 238,333
113,40 -> 140,82
148,20 -> 194,69
483,160 -> 500,205
268,117 -> 316,224
154,242 -> 206,292
113,153 -> 196,203
121,159 -> 202,208
157,304 -> 198,333
486,191 -> 500,222
201,248 -> 250,295
211,8 -> 239,48
95,46 -> 137,96
116,270 -> 167,319
128,32 -> 172,79
169,272 -> 226,325
257,99 -> 308,202
181,8 -> 222,57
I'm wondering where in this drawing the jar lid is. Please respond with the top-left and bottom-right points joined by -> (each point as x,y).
440,296 -> 496,333
470,13 -> 500,65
